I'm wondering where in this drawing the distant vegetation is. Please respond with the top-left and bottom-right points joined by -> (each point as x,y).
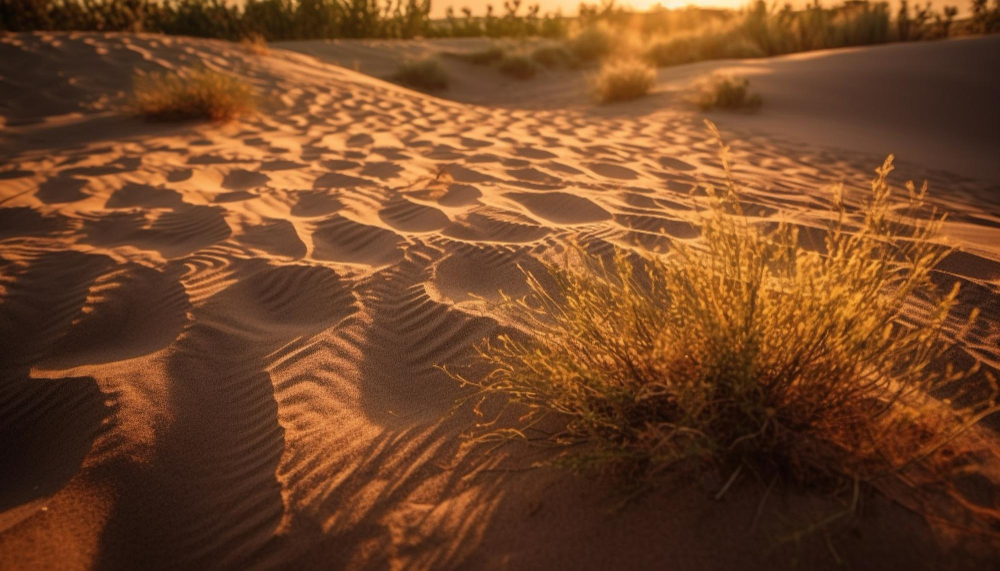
568,22 -> 615,62
391,56 -> 450,90
131,67 -> 256,122
0,0 -> 565,40
594,58 -> 655,102
436,0 -> 1000,84
498,52 -> 539,79
639,0 -> 964,68
4,0 -> 998,47
4,0 -> 999,93
696,76 -> 762,112
458,44 -> 507,65
530,42 -> 575,68
448,123 -> 997,493
456,41 -> 565,78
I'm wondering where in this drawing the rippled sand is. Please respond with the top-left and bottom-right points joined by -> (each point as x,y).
1,31 -> 999,570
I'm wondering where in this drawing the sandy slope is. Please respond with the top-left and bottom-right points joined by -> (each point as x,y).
278,35 -> 1000,182
689,36 -> 1000,183
1,31 -> 1000,570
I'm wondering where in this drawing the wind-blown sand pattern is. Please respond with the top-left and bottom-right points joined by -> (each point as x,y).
2,32 -> 1000,570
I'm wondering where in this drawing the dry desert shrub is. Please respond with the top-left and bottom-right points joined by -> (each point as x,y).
498,52 -> 539,79
132,67 -> 256,122
531,43 -> 576,68
696,76 -> 762,112
240,33 -> 269,56
569,24 -> 615,62
449,122 -> 996,490
460,44 -> 506,65
594,59 -> 656,103
646,32 -> 764,67
391,56 -> 450,91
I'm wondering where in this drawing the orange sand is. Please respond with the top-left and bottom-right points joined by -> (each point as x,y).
1,31 -> 999,570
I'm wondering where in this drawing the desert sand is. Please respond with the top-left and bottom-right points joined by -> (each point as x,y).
2,31 -> 1000,570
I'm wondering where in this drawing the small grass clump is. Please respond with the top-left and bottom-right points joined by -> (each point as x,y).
498,53 -> 539,80
239,33 -> 269,56
450,122 -> 995,490
531,43 -> 575,68
594,59 -> 656,103
391,57 -> 450,91
461,45 -> 506,65
132,67 -> 255,122
696,76 -> 762,112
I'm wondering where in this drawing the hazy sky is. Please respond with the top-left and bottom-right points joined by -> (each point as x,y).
428,0 -> 969,19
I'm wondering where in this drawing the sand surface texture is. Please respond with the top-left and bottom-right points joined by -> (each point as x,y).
2,32 -> 1000,570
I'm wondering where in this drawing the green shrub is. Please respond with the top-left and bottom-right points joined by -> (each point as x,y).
390,57 -> 450,91
131,67 -> 255,122
594,59 -> 655,103
449,122 -> 994,488
696,76 -> 762,112
498,53 -> 539,79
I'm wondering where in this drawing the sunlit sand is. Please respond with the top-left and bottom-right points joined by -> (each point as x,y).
2,4 -> 1000,569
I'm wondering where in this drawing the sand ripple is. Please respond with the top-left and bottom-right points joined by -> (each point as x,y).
2,31 -> 1000,570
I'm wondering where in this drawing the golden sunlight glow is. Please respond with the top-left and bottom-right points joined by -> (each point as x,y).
430,0 -> 963,19
621,0 -> 748,10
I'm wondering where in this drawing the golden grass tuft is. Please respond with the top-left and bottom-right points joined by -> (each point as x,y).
131,67 -> 256,122
696,75 -> 762,112
594,59 -> 656,103
391,56 -> 450,91
240,33 -> 269,56
448,122 -> 996,490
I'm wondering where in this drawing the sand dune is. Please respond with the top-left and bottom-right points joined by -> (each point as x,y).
278,35 -> 1000,182
2,31 -> 1000,569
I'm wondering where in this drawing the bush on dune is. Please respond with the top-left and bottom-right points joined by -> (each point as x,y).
696,76 -> 762,112
449,122 -> 996,492
460,44 -> 506,65
132,67 -> 255,122
646,32 -> 764,67
498,52 -> 539,79
531,43 -> 576,68
391,56 -> 450,91
594,58 -> 655,103
239,33 -> 268,56
569,23 -> 615,62
645,35 -> 703,67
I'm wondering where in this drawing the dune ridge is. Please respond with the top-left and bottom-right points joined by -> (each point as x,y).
2,31 -> 1000,570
